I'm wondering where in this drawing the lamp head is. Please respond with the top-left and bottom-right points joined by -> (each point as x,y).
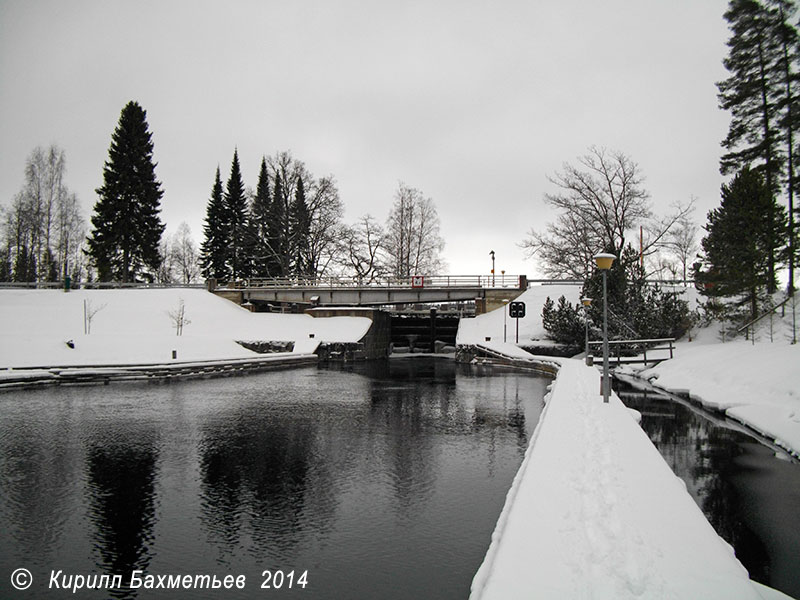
581,297 -> 592,307
594,252 -> 616,270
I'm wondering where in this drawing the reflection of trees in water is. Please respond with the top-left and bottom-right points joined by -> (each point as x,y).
365,361 -> 534,516
199,410 -> 335,562
0,413 -> 76,565
85,430 -> 158,598
621,388 -> 770,583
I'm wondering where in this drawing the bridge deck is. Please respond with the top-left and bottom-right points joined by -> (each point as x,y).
216,275 -> 528,307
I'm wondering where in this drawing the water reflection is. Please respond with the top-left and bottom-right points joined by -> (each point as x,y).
86,430 -> 159,583
199,411 -> 322,562
616,383 -> 800,599
0,406 -> 77,565
0,360 -> 551,600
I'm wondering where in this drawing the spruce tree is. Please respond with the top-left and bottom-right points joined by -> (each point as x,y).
269,173 -> 288,277
291,176 -> 311,279
696,167 -> 787,318
224,150 -> 250,280
249,157 -> 274,277
87,101 -> 165,282
200,167 -> 229,281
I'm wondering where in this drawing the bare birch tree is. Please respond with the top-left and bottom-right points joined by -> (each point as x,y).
385,183 -> 445,278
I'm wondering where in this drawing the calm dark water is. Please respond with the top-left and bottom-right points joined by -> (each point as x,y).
0,358 -> 550,599
615,382 -> 800,600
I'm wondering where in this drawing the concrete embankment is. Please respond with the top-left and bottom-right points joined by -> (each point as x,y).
0,354 -> 317,390
466,346 -> 783,600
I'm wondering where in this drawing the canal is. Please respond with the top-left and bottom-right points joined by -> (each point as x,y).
0,358 -> 551,599
615,381 -> 800,600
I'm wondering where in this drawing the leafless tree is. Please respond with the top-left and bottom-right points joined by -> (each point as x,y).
83,299 -> 106,334
1,145 -> 86,282
521,146 -> 693,278
264,151 -> 344,280
339,214 -> 386,282
385,183 -> 445,278
306,175 -> 344,279
660,201 -> 700,283
168,298 -> 191,336
171,222 -> 200,284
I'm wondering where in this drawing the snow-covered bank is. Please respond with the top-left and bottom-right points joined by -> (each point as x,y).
0,289 -> 371,368
631,335 -> 800,459
457,296 -> 795,598
457,284 -> 581,345
469,356 -> 785,599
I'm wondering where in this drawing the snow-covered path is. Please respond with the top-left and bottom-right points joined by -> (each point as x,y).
470,356 -> 786,599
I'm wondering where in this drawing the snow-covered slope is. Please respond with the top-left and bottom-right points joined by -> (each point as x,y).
0,288 -> 371,368
457,283 -> 582,345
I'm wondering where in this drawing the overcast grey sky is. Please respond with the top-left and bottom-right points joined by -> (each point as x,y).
0,0 -> 731,277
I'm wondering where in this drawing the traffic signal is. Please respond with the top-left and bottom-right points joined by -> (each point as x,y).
509,301 -> 526,318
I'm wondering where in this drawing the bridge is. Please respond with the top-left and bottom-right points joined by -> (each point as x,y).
211,275 -> 530,309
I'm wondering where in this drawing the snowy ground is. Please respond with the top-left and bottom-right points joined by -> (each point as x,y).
456,283 -> 582,345
458,291 -> 798,599
468,356 -> 788,600
625,323 -> 800,459
0,288 -> 371,369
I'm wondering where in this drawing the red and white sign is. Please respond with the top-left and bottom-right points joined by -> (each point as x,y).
411,276 -> 424,288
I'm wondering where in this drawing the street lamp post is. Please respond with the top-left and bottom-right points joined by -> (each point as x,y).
490,250 -> 496,287
503,298 -> 510,342
594,253 -> 616,403
581,297 -> 592,365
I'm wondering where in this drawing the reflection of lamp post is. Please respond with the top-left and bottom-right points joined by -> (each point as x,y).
490,250 -> 496,287
594,253 -> 616,403
581,297 -> 592,365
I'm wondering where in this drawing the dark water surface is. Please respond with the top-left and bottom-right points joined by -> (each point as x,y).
0,358 -> 550,599
615,382 -> 800,600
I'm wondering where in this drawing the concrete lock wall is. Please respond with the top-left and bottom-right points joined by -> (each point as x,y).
307,308 -> 392,361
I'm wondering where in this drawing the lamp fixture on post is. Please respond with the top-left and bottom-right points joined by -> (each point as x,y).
581,297 -> 592,366
489,250 -> 496,287
594,252 -> 616,403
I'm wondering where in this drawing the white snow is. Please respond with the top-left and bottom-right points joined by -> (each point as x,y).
634,335 -> 800,458
456,283 -> 582,345
2,286 -> 797,598
0,288 -> 371,369
459,292 -> 798,599
470,357 -> 772,600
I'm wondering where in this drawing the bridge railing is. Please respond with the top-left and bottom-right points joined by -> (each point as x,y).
224,275 -> 527,289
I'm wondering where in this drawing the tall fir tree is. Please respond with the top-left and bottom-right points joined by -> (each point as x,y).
200,166 -> 230,281
696,167 -> 787,318
87,101 -> 165,282
248,157 -> 276,277
268,173 -> 288,277
224,149 -> 251,280
290,176 -> 311,279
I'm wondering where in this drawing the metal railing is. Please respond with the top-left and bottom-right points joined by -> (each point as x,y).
0,281 -> 205,290
588,338 -> 675,367
222,275 -> 527,290
736,294 -> 797,344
